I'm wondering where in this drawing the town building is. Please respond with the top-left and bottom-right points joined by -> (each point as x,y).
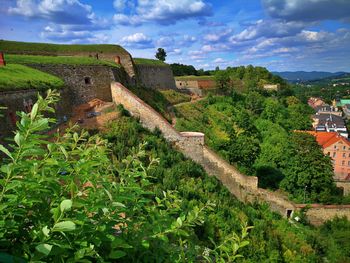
308,131 -> 350,181
263,84 -> 280,91
314,104 -> 342,116
343,104 -> 350,119
308,97 -> 326,109
312,114 -> 348,137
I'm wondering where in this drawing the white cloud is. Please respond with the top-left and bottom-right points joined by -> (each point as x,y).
262,0 -> 350,22
120,32 -> 154,49
113,0 -> 212,26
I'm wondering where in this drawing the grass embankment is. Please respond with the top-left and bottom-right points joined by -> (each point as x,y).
5,54 -> 120,67
160,89 -> 191,105
0,64 -> 64,91
175,75 -> 214,81
133,58 -> 168,66
0,40 -> 127,54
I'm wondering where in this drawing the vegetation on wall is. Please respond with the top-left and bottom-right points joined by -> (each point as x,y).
0,40 -> 127,55
133,58 -> 168,66
159,90 -> 191,105
5,54 -> 120,68
0,64 -> 64,91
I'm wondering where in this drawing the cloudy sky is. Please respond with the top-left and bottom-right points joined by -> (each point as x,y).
1,0 -> 350,72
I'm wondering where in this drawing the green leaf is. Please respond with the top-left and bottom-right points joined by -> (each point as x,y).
36,243 -> 53,256
31,103 -> 38,120
141,239 -> 150,249
176,217 -> 182,227
60,199 -> 72,213
109,250 -> 126,259
59,146 -> 68,160
42,226 -> 50,237
52,221 -> 76,232
14,133 -> 22,147
0,145 -> 13,161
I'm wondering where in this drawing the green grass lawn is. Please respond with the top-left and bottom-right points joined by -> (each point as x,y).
133,58 -> 167,66
5,54 -> 120,67
0,40 -> 127,54
160,89 -> 191,105
175,75 -> 214,81
0,64 -> 64,91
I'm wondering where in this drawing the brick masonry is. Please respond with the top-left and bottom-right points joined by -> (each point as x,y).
111,81 -> 350,226
136,64 -> 176,90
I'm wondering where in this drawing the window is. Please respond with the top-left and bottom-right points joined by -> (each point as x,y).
333,152 -> 336,157
84,77 -> 91,85
334,145 -> 337,149
343,153 -> 346,158
327,152 -> 331,155
342,160 -> 345,166
348,161 -> 350,166
344,146 -> 347,150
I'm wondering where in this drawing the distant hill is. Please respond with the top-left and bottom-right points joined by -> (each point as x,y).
272,71 -> 347,82
307,72 -> 350,85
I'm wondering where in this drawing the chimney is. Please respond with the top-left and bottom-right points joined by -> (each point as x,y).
0,52 -> 5,66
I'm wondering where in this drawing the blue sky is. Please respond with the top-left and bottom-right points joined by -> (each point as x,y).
1,0 -> 350,72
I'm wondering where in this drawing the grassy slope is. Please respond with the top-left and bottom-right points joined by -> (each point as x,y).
175,75 -> 214,81
5,54 -> 120,67
133,58 -> 168,66
103,115 -> 350,262
160,90 -> 191,105
0,64 -> 64,91
0,40 -> 127,54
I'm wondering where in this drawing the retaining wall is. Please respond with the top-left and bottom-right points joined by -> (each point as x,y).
136,65 -> 176,90
110,82 -> 350,225
28,64 -> 126,105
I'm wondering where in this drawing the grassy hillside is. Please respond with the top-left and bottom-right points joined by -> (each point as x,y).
5,54 -> 120,67
0,64 -> 64,91
160,89 -> 191,104
175,75 -> 214,81
0,40 -> 127,54
133,58 -> 168,66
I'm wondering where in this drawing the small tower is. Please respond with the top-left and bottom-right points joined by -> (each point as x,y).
0,52 -> 5,66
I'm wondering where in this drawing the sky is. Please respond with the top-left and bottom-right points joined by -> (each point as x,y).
1,0 -> 350,72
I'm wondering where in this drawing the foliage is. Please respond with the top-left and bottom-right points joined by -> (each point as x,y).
0,40 -> 127,54
102,114 -> 350,262
128,86 -> 173,121
155,48 -> 167,62
133,58 -> 167,66
160,90 -> 191,105
0,90 -> 250,262
0,64 -> 64,91
5,54 -> 120,68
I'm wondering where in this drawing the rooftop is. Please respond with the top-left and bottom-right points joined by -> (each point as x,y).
307,131 -> 350,148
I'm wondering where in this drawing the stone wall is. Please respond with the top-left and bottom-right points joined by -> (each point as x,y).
110,82 -> 350,225
336,181 -> 350,196
136,65 -> 176,90
28,64 -> 126,105
0,88 -> 72,143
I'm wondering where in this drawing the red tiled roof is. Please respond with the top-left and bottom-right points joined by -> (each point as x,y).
306,131 -> 350,148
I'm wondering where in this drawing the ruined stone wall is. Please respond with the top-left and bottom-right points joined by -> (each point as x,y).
0,88 -> 72,143
28,64 -> 126,105
296,204 -> 350,226
110,82 -> 350,225
336,181 -> 350,196
136,65 -> 176,90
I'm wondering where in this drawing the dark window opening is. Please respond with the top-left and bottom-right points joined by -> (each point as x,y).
286,209 -> 293,218
84,77 -> 91,85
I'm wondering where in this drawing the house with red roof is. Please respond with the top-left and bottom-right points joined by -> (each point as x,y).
308,131 -> 350,180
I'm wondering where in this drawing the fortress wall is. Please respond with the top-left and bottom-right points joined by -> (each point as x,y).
0,88 -> 72,143
136,65 -> 176,90
110,82 -> 350,225
28,64 -> 126,105
296,204 -> 350,226
111,82 -> 181,142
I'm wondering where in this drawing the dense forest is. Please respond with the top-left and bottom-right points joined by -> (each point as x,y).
1,90 -> 350,262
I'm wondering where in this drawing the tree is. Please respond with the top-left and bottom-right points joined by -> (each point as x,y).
155,48 -> 167,61
214,70 -> 230,90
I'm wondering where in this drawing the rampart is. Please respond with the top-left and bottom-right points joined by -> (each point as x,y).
28,64 -> 126,105
135,64 -> 176,90
111,82 -> 350,225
